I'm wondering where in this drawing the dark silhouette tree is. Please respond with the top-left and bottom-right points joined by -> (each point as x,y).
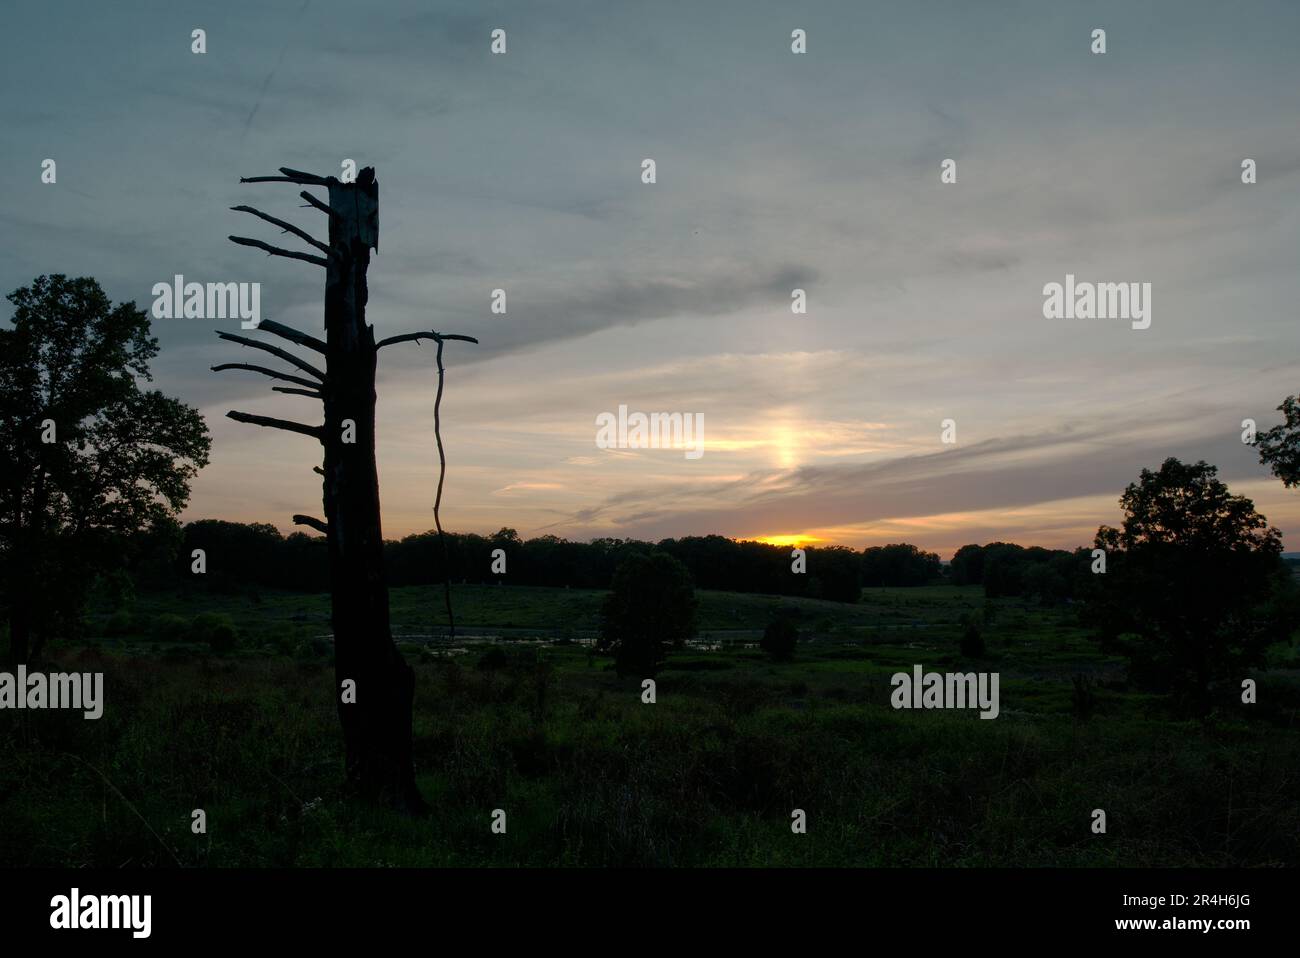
948,543 -> 987,585
860,543 -> 942,587
808,544 -> 863,602
217,166 -> 476,813
761,614 -> 798,662
1084,458 -> 1297,714
0,274 -> 211,664
1256,393 -> 1300,487
597,551 -> 696,677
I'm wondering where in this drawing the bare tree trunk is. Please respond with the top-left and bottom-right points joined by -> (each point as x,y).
222,165 -> 462,814
322,171 -> 426,813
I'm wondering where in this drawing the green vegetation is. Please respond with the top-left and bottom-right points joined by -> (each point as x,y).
597,551 -> 697,676
3,582 -> 1297,867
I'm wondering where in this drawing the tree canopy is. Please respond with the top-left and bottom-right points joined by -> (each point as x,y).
861,542 -> 942,586
597,551 -> 697,677
1084,458 -> 1296,713
0,274 -> 210,661
1257,393 -> 1300,487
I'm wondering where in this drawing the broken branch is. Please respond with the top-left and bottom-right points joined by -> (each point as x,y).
272,386 -> 325,400
254,319 -> 327,354
291,514 -> 329,535
279,167 -> 333,185
299,191 -> 337,218
210,363 -> 321,389
226,410 -> 324,441
239,168 -> 333,187
216,331 -> 325,381
375,331 -> 480,350
229,235 -> 328,268
231,205 -> 330,254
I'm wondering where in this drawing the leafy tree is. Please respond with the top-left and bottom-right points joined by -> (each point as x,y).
948,543 -> 987,585
182,519 -> 285,592
0,275 -> 210,662
982,544 -> 1027,597
809,544 -> 863,602
488,526 -> 521,577
490,527 -> 522,547
1256,394 -> 1300,487
861,543 -> 942,586
597,551 -> 696,677
1084,458 -> 1297,714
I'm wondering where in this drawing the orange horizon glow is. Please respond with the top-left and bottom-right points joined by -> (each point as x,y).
748,534 -> 825,548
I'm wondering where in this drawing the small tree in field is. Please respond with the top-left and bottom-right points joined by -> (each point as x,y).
761,615 -> 798,662
597,551 -> 696,677
1084,458 -> 1298,714
959,615 -> 985,658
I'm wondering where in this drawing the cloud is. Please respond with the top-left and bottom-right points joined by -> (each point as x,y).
541,416 -> 1278,548
375,262 -> 820,363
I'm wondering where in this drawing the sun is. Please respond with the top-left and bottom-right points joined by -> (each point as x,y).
751,534 -> 824,548
772,425 -> 800,469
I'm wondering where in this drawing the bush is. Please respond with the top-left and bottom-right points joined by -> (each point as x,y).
476,646 -> 509,671
269,633 -> 296,657
191,612 -> 238,653
960,623 -> 985,658
761,617 -> 798,662
1071,674 -> 1096,721
103,610 -> 134,636
294,637 -> 331,660
150,613 -> 190,643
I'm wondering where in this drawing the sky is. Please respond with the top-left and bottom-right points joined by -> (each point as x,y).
3,0 -> 1300,558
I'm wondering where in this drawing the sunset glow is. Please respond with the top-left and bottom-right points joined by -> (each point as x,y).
749,535 -> 825,548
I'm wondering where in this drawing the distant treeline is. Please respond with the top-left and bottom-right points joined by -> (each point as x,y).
162,523 -> 867,601
121,520 -> 1098,604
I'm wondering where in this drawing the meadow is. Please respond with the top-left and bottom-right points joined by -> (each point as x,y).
2,584 -> 1298,867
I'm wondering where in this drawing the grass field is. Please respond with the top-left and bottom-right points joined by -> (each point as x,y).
2,584 -> 1298,867
119,581 -> 982,638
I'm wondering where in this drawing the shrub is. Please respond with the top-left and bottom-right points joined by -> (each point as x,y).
150,613 -> 190,643
960,623 -> 985,658
191,612 -> 238,653
1071,674 -> 1096,721
476,646 -> 509,671
103,610 -> 134,636
295,637 -> 331,660
270,633 -> 296,657
761,617 -> 798,662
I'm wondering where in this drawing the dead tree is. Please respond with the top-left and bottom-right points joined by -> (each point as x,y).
216,166 -> 477,813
